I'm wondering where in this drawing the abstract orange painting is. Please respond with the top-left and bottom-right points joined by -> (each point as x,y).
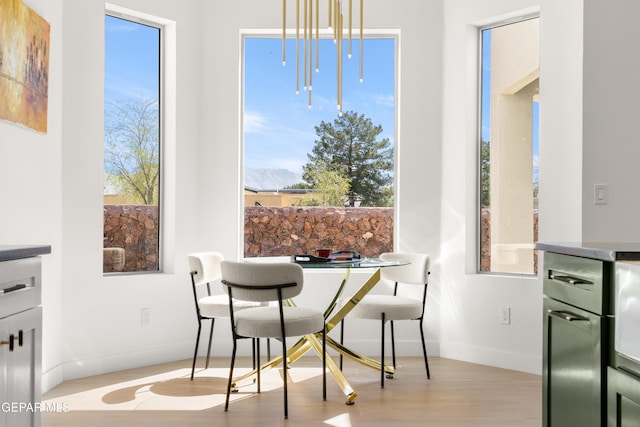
0,0 -> 50,133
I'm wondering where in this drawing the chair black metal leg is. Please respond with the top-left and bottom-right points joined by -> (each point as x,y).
419,321 -> 430,379
381,313 -> 386,388
190,320 -> 202,380
205,318 -> 215,369
339,319 -> 344,370
256,339 -> 261,393
225,337 -> 238,411
282,335 -> 288,419
390,319 -> 396,369
252,339 -> 256,369
267,338 -> 271,360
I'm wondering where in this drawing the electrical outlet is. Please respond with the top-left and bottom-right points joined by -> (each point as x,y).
141,307 -> 151,326
500,307 -> 511,325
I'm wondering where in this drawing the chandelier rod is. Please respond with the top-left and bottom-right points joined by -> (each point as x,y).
281,0 -> 363,114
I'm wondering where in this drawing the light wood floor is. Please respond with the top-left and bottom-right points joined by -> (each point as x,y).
42,356 -> 541,427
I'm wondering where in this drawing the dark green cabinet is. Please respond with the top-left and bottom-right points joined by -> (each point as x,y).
608,367 -> 640,426
538,244 -> 640,427
542,252 -> 611,427
543,297 -> 606,426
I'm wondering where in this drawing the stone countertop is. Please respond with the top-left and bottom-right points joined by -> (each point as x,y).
0,245 -> 51,262
536,242 -> 640,262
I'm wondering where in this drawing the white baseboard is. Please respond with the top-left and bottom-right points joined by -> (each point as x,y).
57,343 -> 190,383
440,340 -> 542,375
44,338 -> 542,395
42,364 -> 64,394
46,337 -> 278,387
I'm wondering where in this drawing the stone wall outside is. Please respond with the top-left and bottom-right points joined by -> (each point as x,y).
102,205 -> 538,272
244,206 -> 394,258
103,205 -> 159,272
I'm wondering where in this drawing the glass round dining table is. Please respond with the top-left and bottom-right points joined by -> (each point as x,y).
235,255 -> 410,405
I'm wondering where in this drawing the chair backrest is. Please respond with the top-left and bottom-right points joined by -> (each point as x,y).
188,252 -> 224,286
220,261 -> 304,303
380,252 -> 430,285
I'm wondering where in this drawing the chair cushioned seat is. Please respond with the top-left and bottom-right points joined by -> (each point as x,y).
350,295 -> 423,321
198,295 -> 261,318
234,306 -> 324,338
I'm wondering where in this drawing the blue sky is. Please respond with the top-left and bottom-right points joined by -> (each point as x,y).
105,17 -> 395,177
244,37 -> 395,174
105,15 -> 159,103
105,17 -> 537,184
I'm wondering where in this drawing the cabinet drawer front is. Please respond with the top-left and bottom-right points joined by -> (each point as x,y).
543,252 -> 607,314
0,257 -> 41,319
543,297 -> 605,427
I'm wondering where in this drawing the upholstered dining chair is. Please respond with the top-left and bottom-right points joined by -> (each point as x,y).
221,260 -> 326,419
340,252 -> 431,387
188,252 -> 268,380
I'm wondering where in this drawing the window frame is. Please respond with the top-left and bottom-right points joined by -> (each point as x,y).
103,7 -> 165,275
239,31 -> 399,259
476,14 -> 540,276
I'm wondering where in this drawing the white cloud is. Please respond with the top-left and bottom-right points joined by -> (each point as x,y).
244,110 -> 269,134
373,93 -> 395,108
105,75 -> 155,100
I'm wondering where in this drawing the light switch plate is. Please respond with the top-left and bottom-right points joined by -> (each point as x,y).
594,184 -> 608,205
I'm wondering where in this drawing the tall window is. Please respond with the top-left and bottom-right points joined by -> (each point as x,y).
103,13 -> 162,273
243,36 -> 396,258
479,17 -> 539,275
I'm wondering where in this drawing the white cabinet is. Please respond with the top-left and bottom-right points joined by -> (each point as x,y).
0,246 -> 48,427
0,307 -> 41,427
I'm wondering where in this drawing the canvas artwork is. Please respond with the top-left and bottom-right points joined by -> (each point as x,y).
0,0 -> 50,133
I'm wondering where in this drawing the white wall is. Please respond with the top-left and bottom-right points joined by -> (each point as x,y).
440,0 -> 543,374
0,0 -> 64,391
0,0 -> 579,392
537,0 -> 640,246
582,0 -> 640,241
52,0 -> 205,387
538,0 -> 583,244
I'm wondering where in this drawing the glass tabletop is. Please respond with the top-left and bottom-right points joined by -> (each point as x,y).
244,256 -> 409,269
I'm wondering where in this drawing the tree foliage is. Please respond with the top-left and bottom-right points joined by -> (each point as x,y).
479,138 -> 538,207
303,111 -> 393,207
104,97 -> 159,205
296,161 -> 351,206
285,182 -> 313,190
480,138 -> 490,208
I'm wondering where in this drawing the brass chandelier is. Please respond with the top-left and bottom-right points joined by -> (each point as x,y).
282,0 -> 364,114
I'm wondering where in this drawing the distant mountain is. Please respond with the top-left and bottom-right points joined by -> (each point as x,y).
245,168 -> 303,190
